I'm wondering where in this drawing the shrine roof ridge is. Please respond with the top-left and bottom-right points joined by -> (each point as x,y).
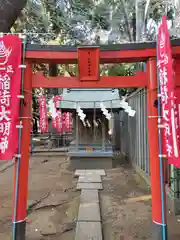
26,39 -> 180,52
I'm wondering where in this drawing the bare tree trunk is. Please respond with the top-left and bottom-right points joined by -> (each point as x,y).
132,10 -> 136,41
121,0 -> 133,42
0,0 -> 27,32
135,0 -> 140,41
143,0 -> 151,35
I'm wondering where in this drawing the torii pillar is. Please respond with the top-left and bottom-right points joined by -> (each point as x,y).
12,62 -> 32,240
147,58 -> 167,239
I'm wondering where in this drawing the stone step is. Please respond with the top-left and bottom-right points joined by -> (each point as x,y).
78,202 -> 101,222
80,189 -> 99,203
75,222 -> 102,240
74,169 -> 85,177
78,174 -> 102,183
74,169 -> 106,177
85,169 -> 106,176
76,182 -> 103,190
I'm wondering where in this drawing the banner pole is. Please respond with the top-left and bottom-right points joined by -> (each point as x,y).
156,31 -> 168,240
12,36 -> 27,240
12,42 -> 32,239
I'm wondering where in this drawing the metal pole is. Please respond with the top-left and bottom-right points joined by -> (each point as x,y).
93,101 -> 96,142
156,34 -> 168,240
110,100 -> 114,149
147,58 -> 167,240
12,38 -> 30,240
102,114 -> 105,151
76,102 -> 79,151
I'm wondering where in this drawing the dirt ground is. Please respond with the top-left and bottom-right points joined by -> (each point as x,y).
100,160 -> 180,240
0,154 -> 180,240
0,154 -> 79,240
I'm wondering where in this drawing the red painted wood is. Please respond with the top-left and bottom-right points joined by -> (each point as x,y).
147,58 -> 167,224
12,62 -> 32,222
26,51 -> 77,63
32,71 -> 148,88
78,47 -> 100,81
174,59 -> 180,74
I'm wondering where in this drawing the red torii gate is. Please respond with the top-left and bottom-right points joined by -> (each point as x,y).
15,41 -> 180,239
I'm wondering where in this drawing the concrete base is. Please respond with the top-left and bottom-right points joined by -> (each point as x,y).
152,222 -> 167,240
166,185 -> 180,215
13,220 -> 26,240
70,156 -> 114,170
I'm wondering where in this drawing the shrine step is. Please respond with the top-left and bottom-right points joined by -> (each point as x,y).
77,182 -> 103,190
78,174 -> 102,183
70,156 -> 113,170
74,169 -> 86,176
85,169 -> 106,176
75,169 -> 106,177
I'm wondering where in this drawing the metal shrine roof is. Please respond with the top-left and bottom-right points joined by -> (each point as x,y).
27,39 -> 180,52
59,88 -> 121,109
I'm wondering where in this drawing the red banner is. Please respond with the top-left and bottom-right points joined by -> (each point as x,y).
62,112 -> 67,133
52,96 -> 58,128
53,95 -> 62,108
52,117 -> 56,129
65,112 -> 71,131
0,36 -> 22,160
175,88 -> 180,152
157,16 -> 180,167
55,111 -> 63,132
39,96 -> 48,133
53,95 -> 63,132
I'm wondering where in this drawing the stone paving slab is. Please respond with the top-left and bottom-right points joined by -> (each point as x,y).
74,169 -> 85,177
78,202 -> 101,222
76,182 -> 103,190
85,169 -> 106,176
78,174 -> 102,183
75,222 -> 102,240
80,189 -> 99,203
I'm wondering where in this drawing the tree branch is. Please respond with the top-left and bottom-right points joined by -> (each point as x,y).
0,0 -> 27,32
